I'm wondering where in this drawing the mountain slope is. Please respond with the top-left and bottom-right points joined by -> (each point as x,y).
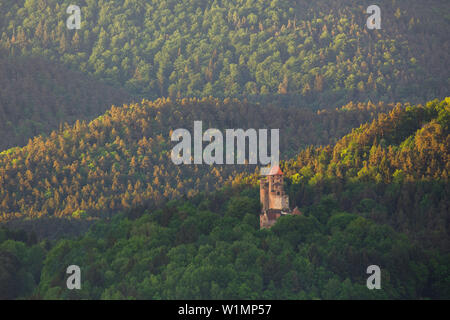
1,0 -> 448,106
0,51 -> 131,150
25,187 -> 448,300
0,98 -> 448,300
277,98 -> 449,249
0,98 -> 393,222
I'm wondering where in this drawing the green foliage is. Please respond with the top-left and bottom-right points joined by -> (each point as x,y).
0,51 -> 130,150
225,196 -> 259,219
25,187 -> 449,300
0,0 -> 448,301
281,98 -> 449,249
0,0 -> 448,107
0,227 -> 44,299
0,97 -> 393,222
0,96 -> 448,299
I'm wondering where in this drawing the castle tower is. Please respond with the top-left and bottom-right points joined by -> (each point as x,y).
267,166 -> 289,211
259,165 -> 291,228
260,176 -> 269,212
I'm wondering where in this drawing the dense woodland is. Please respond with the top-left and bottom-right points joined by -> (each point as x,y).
0,0 -> 448,300
281,98 -> 449,251
1,188 -> 448,300
1,0 -> 449,108
0,98 -> 448,299
0,98 -> 394,222
0,50 -> 131,150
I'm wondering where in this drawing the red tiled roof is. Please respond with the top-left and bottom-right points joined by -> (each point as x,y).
268,165 -> 283,176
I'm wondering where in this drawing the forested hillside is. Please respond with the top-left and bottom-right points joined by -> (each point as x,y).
2,187 -> 447,300
1,0 -> 448,107
0,51 -> 131,150
281,98 -> 449,250
0,98 -> 393,223
0,98 -> 448,300
218,98 -> 450,250
0,0 -> 448,302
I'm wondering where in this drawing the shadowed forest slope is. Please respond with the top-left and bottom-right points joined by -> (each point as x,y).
0,52 -> 131,150
0,96 -> 448,299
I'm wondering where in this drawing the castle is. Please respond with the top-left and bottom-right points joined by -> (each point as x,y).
259,166 -> 301,229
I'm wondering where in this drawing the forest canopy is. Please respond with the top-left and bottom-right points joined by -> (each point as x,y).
0,97 -> 448,251
0,0 -> 448,301
0,0 -> 448,108
0,97 -> 396,222
0,50 -> 131,150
